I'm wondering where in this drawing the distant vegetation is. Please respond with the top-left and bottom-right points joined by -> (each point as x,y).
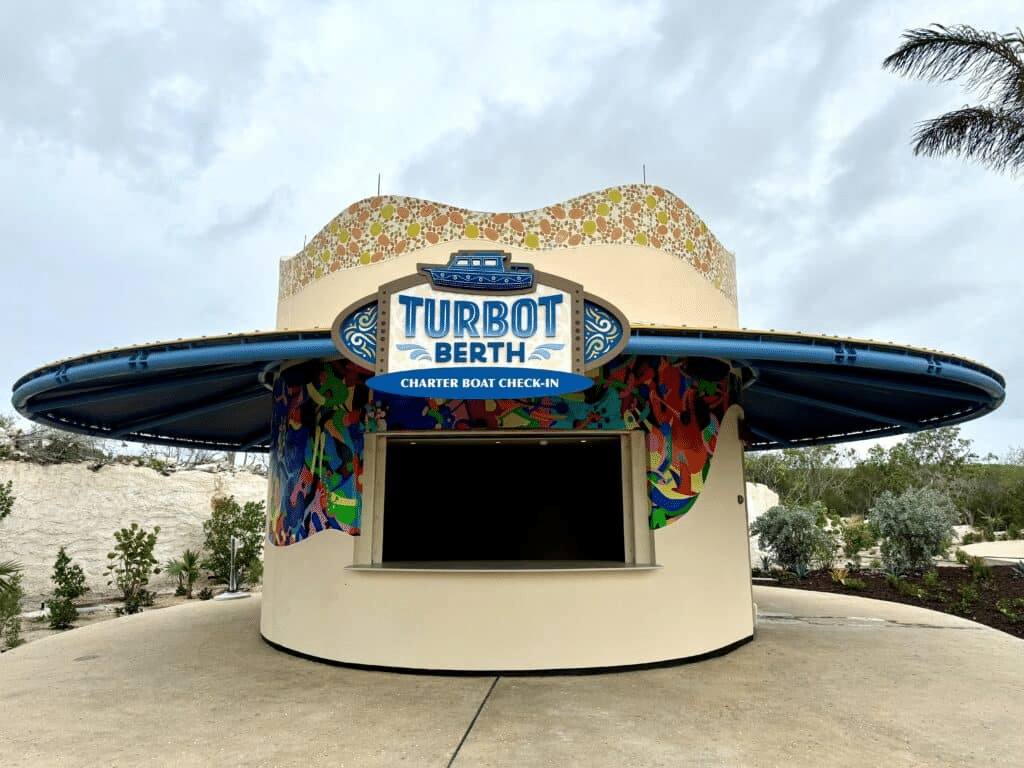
746,427 -> 1024,539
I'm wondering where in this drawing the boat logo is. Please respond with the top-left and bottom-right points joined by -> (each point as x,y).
419,250 -> 535,292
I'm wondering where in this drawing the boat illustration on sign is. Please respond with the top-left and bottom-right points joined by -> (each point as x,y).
420,250 -> 534,291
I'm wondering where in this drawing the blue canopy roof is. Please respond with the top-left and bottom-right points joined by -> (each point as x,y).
11,328 -> 1004,452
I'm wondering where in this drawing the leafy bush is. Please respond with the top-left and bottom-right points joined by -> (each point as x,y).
46,547 -> 89,630
960,531 -> 984,545
814,527 -> 840,570
964,554 -> 992,582
1,478 -> 22,606
202,496 -> 265,588
841,520 -> 876,567
0,479 -> 13,521
104,523 -> 160,615
197,587 -> 214,601
843,577 -> 866,590
868,487 -> 956,574
750,504 -> 832,572
0,571 -> 24,649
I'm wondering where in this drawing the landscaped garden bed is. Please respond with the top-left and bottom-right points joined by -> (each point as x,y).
760,564 -> 1024,640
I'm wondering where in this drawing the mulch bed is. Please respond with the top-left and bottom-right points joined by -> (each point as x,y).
760,565 -> 1024,640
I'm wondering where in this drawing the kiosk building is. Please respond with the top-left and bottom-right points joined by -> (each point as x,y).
13,185 -> 1004,672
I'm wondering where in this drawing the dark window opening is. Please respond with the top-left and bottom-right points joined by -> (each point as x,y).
382,437 -> 625,562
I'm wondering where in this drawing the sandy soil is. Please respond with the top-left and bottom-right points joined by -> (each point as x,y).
11,588 -> 260,648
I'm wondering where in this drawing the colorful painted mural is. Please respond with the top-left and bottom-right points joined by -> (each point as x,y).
279,185 -> 737,303
268,355 -> 737,546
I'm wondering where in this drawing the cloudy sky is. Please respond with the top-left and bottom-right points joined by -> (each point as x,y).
2,0 -> 1021,458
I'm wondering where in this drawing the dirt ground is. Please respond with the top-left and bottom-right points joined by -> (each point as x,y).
11,588 -> 260,648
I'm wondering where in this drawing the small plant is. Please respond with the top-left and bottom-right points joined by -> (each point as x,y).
165,549 -> 201,599
843,577 -> 866,591
995,597 -> 1024,622
921,569 -> 940,588
760,554 -> 772,572
46,547 -> 89,630
0,571 -> 24,649
955,549 -> 970,565
884,571 -> 923,598
1013,560 -> 1024,579
790,563 -> 811,579
959,531 -> 984,546
840,520 -> 875,568
104,523 -> 160,615
956,582 -> 979,614
964,555 -> 991,582
831,567 -> 848,584
869,558 -> 882,570
814,528 -> 840,571
197,587 -> 214,600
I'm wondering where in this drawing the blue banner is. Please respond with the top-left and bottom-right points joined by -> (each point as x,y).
366,366 -> 594,399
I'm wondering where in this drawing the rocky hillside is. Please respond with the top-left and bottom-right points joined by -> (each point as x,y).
0,458 -> 267,605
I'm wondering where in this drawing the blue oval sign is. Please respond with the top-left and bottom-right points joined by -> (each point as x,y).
367,367 -> 594,399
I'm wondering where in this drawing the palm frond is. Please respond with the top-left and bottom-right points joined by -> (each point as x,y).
912,107 -> 1024,173
0,559 -> 23,599
883,24 -> 1024,111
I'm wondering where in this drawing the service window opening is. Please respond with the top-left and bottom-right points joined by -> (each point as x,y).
381,436 -> 626,563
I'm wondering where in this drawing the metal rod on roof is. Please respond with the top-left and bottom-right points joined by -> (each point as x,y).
377,173 -> 381,196
643,164 -> 646,184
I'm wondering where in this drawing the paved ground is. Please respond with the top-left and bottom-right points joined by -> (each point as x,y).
1,588 -> 1021,768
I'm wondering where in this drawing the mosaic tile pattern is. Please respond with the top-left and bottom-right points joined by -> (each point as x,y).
279,185 -> 736,303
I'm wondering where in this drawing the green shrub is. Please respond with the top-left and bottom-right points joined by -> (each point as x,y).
197,587 -> 214,600
840,520 -> 875,567
955,549 -> 970,565
202,496 -> 265,588
750,504 -> 833,572
964,554 -> 991,582
46,547 -> 89,630
922,569 -> 940,587
0,571 -> 24,649
843,577 -> 866,590
104,523 -> 160,615
869,487 -> 956,574
960,531 -> 984,545
165,549 -> 201,599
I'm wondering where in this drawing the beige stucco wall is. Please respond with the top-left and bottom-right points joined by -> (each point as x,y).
277,240 -> 739,332
260,406 -> 753,671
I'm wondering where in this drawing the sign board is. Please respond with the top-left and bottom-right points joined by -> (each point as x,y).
332,250 -> 629,399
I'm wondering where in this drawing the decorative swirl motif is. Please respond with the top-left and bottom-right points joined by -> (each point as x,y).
583,302 -> 623,364
396,343 -> 432,361
340,303 -> 378,365
528,343 -> 565,361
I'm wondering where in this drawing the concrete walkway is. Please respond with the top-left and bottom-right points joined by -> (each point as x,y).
1,589 -> 1020,768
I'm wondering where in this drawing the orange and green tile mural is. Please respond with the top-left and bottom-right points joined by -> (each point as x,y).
279,185 -> 736,304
